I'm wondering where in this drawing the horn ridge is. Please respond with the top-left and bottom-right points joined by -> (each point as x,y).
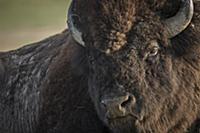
67,2 -> 85,46
163,0 -> 194,38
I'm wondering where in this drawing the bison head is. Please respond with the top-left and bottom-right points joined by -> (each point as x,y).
68,0 -> 200,132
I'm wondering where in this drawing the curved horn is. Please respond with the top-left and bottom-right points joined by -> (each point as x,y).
67,2 -> 85,46
164,0 -> 194,38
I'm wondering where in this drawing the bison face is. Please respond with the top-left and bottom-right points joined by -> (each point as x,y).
68,0 -> 196,132
86,22 -> 174,133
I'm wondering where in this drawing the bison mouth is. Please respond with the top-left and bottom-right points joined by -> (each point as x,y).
105,114 -> 143,123
104,115 -> 143,133
103,114 -> 144,133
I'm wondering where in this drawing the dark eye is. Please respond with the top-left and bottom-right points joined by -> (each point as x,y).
148,46 -> 159,57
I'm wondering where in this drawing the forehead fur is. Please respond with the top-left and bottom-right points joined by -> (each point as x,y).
74,0 -> 180,22
89,0 -> 141,52
97,0 -> 138,33
89,0 -> 167,52
73,0 -> 177,52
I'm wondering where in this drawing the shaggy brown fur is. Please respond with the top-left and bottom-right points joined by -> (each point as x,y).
0,0 -> 200,133
70,0 -> 200,132
0,59 -> 4,81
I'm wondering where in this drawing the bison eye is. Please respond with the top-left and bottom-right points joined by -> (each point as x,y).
148,46 -> 159,57
145,40 -> 160,60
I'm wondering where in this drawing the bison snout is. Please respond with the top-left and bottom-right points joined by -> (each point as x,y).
101,93 -> 136,119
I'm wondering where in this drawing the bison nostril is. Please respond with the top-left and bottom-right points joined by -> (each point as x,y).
121,95 -> 135,108
101,94 -> 136,119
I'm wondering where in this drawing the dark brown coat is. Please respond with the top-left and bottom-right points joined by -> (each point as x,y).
0,0 -> 200,133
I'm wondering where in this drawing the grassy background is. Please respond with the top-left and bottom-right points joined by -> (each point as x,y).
0,0 -> 71,51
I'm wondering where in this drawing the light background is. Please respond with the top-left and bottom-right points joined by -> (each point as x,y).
0,0 -> 71,51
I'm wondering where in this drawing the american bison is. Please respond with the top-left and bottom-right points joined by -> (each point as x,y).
0,0 -> 200,133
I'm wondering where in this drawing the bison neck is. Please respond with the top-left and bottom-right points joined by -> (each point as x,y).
0,30 -> 109,133
37,34 -> 109,133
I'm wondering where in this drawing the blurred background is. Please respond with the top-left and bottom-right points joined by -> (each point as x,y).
0,0 -> 71,51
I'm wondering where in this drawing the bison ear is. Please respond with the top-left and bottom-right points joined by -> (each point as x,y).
67,1 -> 85,47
